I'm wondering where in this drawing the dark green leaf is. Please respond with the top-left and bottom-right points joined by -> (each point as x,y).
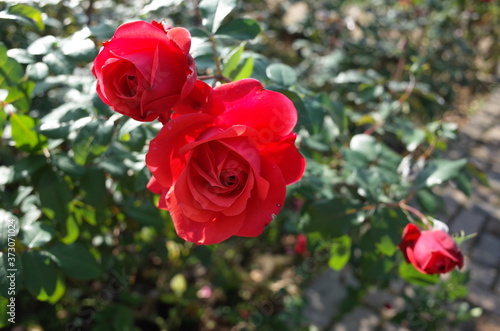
22,250 -> 58,297
199,0 -> 238,33
43,50 -> 74,75
46,242 -> 102,280
60,39 -> 97,62
216,18 -> 262,40
414,158 -> 468,189
19,222 -> 55,248
27,35 -> 57,56
72,119 -> 114,165
266,63 -> 297,86
36,169 -> 72,222
26,62 -> 49,81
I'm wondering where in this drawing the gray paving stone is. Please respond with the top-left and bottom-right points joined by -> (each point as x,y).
485,218 -> 500,237
330,307 -> 380,331
467,282 -> 500,312
450,208 -> 487,246
470,144 -> 492,164
471,233 -> 500,267
303,269 -> 346,328
482,125 -> 500,145
468,261 -> 498,288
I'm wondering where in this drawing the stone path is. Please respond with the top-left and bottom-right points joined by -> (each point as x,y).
304,88 -> 500,330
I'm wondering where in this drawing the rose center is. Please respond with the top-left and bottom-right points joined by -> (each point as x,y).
221,172 -> 239,187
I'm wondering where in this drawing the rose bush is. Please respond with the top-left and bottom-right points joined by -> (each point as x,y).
398,223 -> 464,274
92,20 -> 196,122
146,79 -> 305,245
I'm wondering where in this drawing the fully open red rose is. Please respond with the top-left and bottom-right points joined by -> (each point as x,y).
398,223 -> 464,274
146,79 -> 305,245
92,21 -> 196,122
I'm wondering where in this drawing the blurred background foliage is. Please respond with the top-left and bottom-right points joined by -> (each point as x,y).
0,0 -> 498,330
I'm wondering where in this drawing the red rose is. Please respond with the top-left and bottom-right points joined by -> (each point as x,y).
146,79 -> 305,245
294,234 -> 308,255
92,21 -> 196,122
398,223 -> 464,274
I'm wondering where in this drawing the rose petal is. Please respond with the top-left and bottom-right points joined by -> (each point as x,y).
209,79 -> 298,138
167,27 -> 192,56
235,157 -> 286,237
146,113 -> 213,188
259,133 -> 305,185
166,186 -> 245,245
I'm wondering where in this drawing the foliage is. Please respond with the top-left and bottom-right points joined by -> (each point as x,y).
0,0 -> 497,330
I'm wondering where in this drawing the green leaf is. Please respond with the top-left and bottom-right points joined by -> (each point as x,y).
36,169 -> 72,222
22,250 -> 58,297
349,134 -> 379,161
398,262 -> 439,286
199,0 -> 238,33
328,235 -> 351,271
6,48 -> 35,64
27,35 -> 57,56
0,211 -> 19,250
10,154 -> 47,183
5,80 -> 35,112
72,119 -> 114,165
9,113 -> 42,151
35,274 -> 65,303
80,167 -> 107,209
0,108 -> 6,137
266,63 -> 297,86
60,39 -> 97,62
19,222 -> 54,248
46,242 -> 102,280
414,158 -> 468,189
222,43 -> 244,77
332,70 -> 373,84
7,4 -> 44,31
233,56 -> 254,80
43,50 -> 74,75
322,95 -> 347,134
60,215 -> 80,245
216,18 -> 262,40
26,62 -> 49,81
0,57 -> 23,88
304,198 -> 361,236
375,235 -> 397,256
416,189 -> 440,213
123,199 -> 165,229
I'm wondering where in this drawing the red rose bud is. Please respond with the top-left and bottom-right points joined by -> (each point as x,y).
398,223 -> 464,274
294,234 -> 308,255
146,79 -> 306,245
92,21 -> 196,122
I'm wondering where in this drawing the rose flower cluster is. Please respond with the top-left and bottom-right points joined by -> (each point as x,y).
92,21 -> 306,245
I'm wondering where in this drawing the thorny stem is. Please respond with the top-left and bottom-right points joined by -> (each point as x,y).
198,74 -> 231,83
209,35 -> 224,86
342,200 -> 432,230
